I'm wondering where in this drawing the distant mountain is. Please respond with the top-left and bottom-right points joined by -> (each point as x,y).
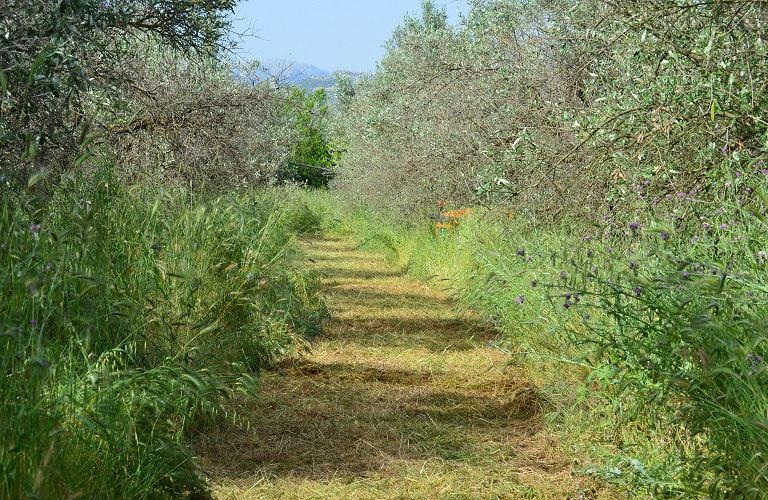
294,71 -> 367,92
254,58 -> 367,91
258,58 -> 331,83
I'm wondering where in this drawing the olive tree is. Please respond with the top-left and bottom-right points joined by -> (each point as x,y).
0,0 -> 237,182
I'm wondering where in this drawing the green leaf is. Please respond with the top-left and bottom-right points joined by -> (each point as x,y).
27,138 -> 38,160
73,150 -> 93,168
28,49 -> 50,84
27,171 -> 48,189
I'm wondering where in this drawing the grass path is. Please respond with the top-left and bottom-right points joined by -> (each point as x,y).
198,237 -> 586,498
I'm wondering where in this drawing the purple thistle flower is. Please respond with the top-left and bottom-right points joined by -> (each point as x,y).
748,353 -> 764,375
761,168 -> 768,176
735,171 -> 743,178
515,295 -> 525,305
562,301 -> 572,309
33,357 -> 50,369
702,222 -> 711,231
719,223 -> 728,230
642,179 -> 652,186
30,319 -> 38,327
660,231 -> 670,241
629,222 -> 641,232
633,287 -> 643,297
682,271 -> 691,280
29,223 -> 41,234
565,293 -> 572,300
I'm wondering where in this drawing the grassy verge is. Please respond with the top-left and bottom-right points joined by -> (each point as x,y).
0,174 -> 326,498
201,237 -> 590,498
297,188 -> 768,497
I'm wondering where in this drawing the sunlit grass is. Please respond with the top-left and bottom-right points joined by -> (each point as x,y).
299,187 -> 768,496
199,237 -> 597,498
0,174 -> 326,498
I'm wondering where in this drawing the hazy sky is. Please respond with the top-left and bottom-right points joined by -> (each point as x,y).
230,1 -> 469,72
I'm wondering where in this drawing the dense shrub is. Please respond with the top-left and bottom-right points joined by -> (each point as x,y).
1,1 -> 297,191
0,0 -> 236,177
277,88 -> 338,188
330,1 -> 768,494
109,52 -> 295,188
335,0 -> 584,215
303,186 -> 768,494
335,0 -> 768,221
0,171 -> 326,498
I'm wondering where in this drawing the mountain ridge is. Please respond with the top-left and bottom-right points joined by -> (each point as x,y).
257,58 -> 367,91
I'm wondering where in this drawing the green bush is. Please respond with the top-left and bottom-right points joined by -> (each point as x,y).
0,170 -> 326,498
327,0 -> 768,495
277,88 -> 338,188
547,179 -> 768,496
306,186 -> 768,496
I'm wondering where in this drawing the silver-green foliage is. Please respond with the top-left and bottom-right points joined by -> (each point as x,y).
336,0 -> 768,222
0,0 -> 236,176
332,1 -> 768,492
336,0 -> 584,216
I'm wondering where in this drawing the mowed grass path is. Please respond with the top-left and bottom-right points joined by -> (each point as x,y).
198,237 -> 585,498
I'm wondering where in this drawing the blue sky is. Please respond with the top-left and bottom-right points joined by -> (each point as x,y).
230,1 -> 469,73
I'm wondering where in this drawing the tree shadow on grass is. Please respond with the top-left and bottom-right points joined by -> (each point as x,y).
325,316 -> 496,352
327,286 -> 453,307
308,253 -> 379,264
197,238 -> 575,494
195,358 -> 544,482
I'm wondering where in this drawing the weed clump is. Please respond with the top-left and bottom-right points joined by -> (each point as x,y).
0,171 -> 326,498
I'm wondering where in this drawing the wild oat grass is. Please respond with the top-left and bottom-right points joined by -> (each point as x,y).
0,171 -> 326,498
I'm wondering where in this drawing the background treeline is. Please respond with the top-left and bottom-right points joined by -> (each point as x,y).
1,0 -> 337,189
338,0 -> 768,220
326,0 -> 768,496
1,1 -> 334,497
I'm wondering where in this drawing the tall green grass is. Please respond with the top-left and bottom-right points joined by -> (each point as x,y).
0,172 -> 326,498
300,184 -> 768,497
